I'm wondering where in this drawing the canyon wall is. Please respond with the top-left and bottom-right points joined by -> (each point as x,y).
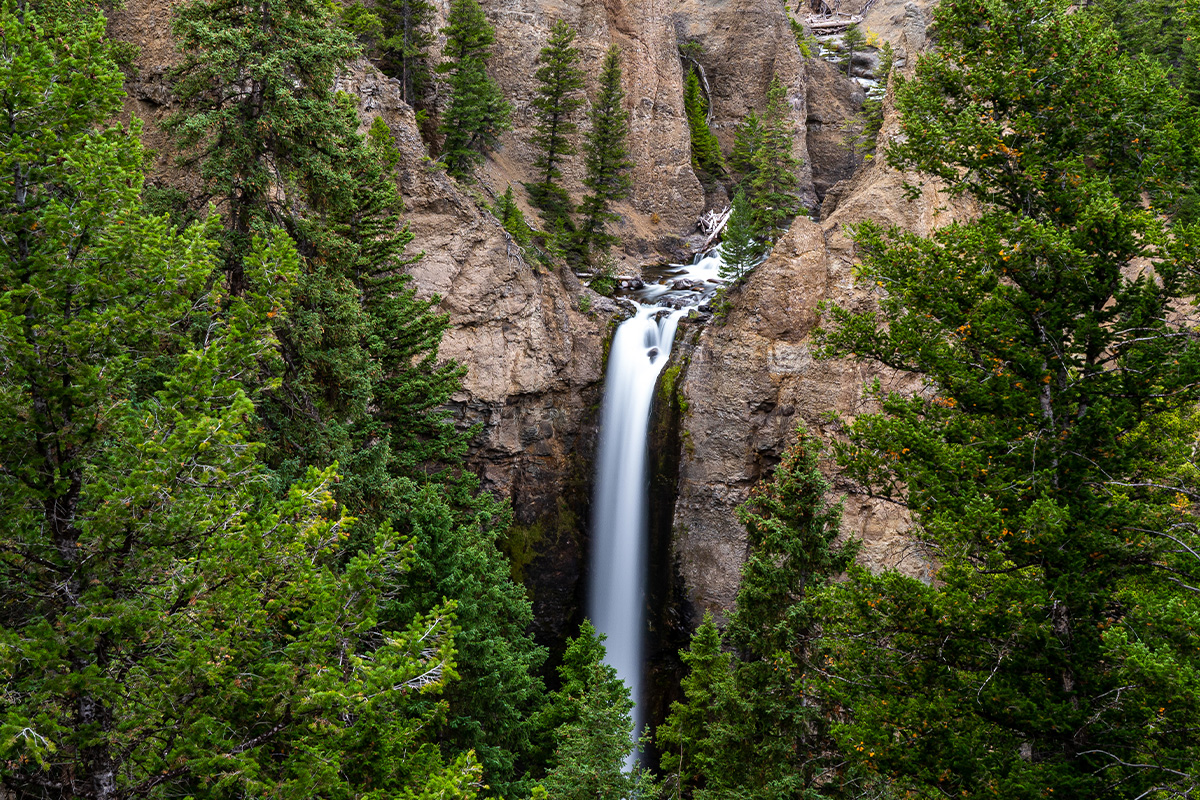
108,4 -> 618,642
109,0 -> 949,641
665,2 -> 973,618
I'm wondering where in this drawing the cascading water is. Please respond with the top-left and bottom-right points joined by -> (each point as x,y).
587,249 -> 726,760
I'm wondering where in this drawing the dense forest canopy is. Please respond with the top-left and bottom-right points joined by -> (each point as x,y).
1,0 -> 1198,797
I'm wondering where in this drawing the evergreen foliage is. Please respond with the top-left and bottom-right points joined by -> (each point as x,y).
840,23 -> 865,78
0,8 -> 476,797
169,0 -> 467,531
684,67 -> 725,180
1093,0 -> 1191,76
718,190 -> 760,281
746,76 -> 803,240
437,0 -> 511,180
540,622 -> 654,800
389,482 -> 547,798
817,0 -> 1200,794
1095,0 -> 1200,214
655,614 -> 737,798
494,184 -> 533,246
728,109 -> 763,184
577,45 -> 634,259
789,16 -> 814,59
380,0 -> 437,105
169,0 -> 547,793
168,0 -> 359,295
340,0 -> 436,109
527,19 -> 585,230
658,433 -> 856,799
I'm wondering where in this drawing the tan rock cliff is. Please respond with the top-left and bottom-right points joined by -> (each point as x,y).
106,0 -> 959,634
666,6 -> 976,616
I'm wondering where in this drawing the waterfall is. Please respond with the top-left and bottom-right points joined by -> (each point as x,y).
587,250 -> 724,761
588,306 -> 685,744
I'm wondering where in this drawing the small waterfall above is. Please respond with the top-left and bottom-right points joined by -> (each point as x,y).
587,249 -> 727,758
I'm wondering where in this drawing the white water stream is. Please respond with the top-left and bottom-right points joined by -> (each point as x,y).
587,249 -> 727,759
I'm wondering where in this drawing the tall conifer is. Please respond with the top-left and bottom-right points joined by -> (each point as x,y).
169,0 -> 465,515
540,622 -> 654,800
747,76 -> 802,240
437,0 -> 511,179
718,189 -> 759,281
577,45 -> 634,258
380,0 -> 436,105
728,108 -> 763,185
684,67 -> 725,180
657,434 -> 855,798
840,23 -> 865,78
168,0 -> 359,296
527,19 -> 585,230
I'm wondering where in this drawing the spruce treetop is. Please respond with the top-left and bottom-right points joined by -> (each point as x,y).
437,0 -> 495,66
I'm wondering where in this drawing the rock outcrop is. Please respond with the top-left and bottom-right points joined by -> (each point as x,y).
666,14 -> 974,616
804,58 -> 866,204
106,0 -> 953,641
671,0 -> 817,211
479,0 -> 706,236
465,0 -> 825,232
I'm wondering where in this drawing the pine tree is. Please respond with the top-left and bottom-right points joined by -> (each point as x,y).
390,480 -> 547,799
342,0 -> 438,109
577,45 -> 634,259
840,23 -> 865,78
540,622 -> 654,800
655,614 -> 740,798
747,75 -> 802,241
170,0 -> 467,520
657,433 -> 856,800
526,19 -> 585,230
718,189 -> 760,281
728,109 -> 763,185
0,9 -> 473,798
684,67 -> 725,180
437,0 -> 511,180
1094,0 -> 1200,177
817,0 -> 1200,794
